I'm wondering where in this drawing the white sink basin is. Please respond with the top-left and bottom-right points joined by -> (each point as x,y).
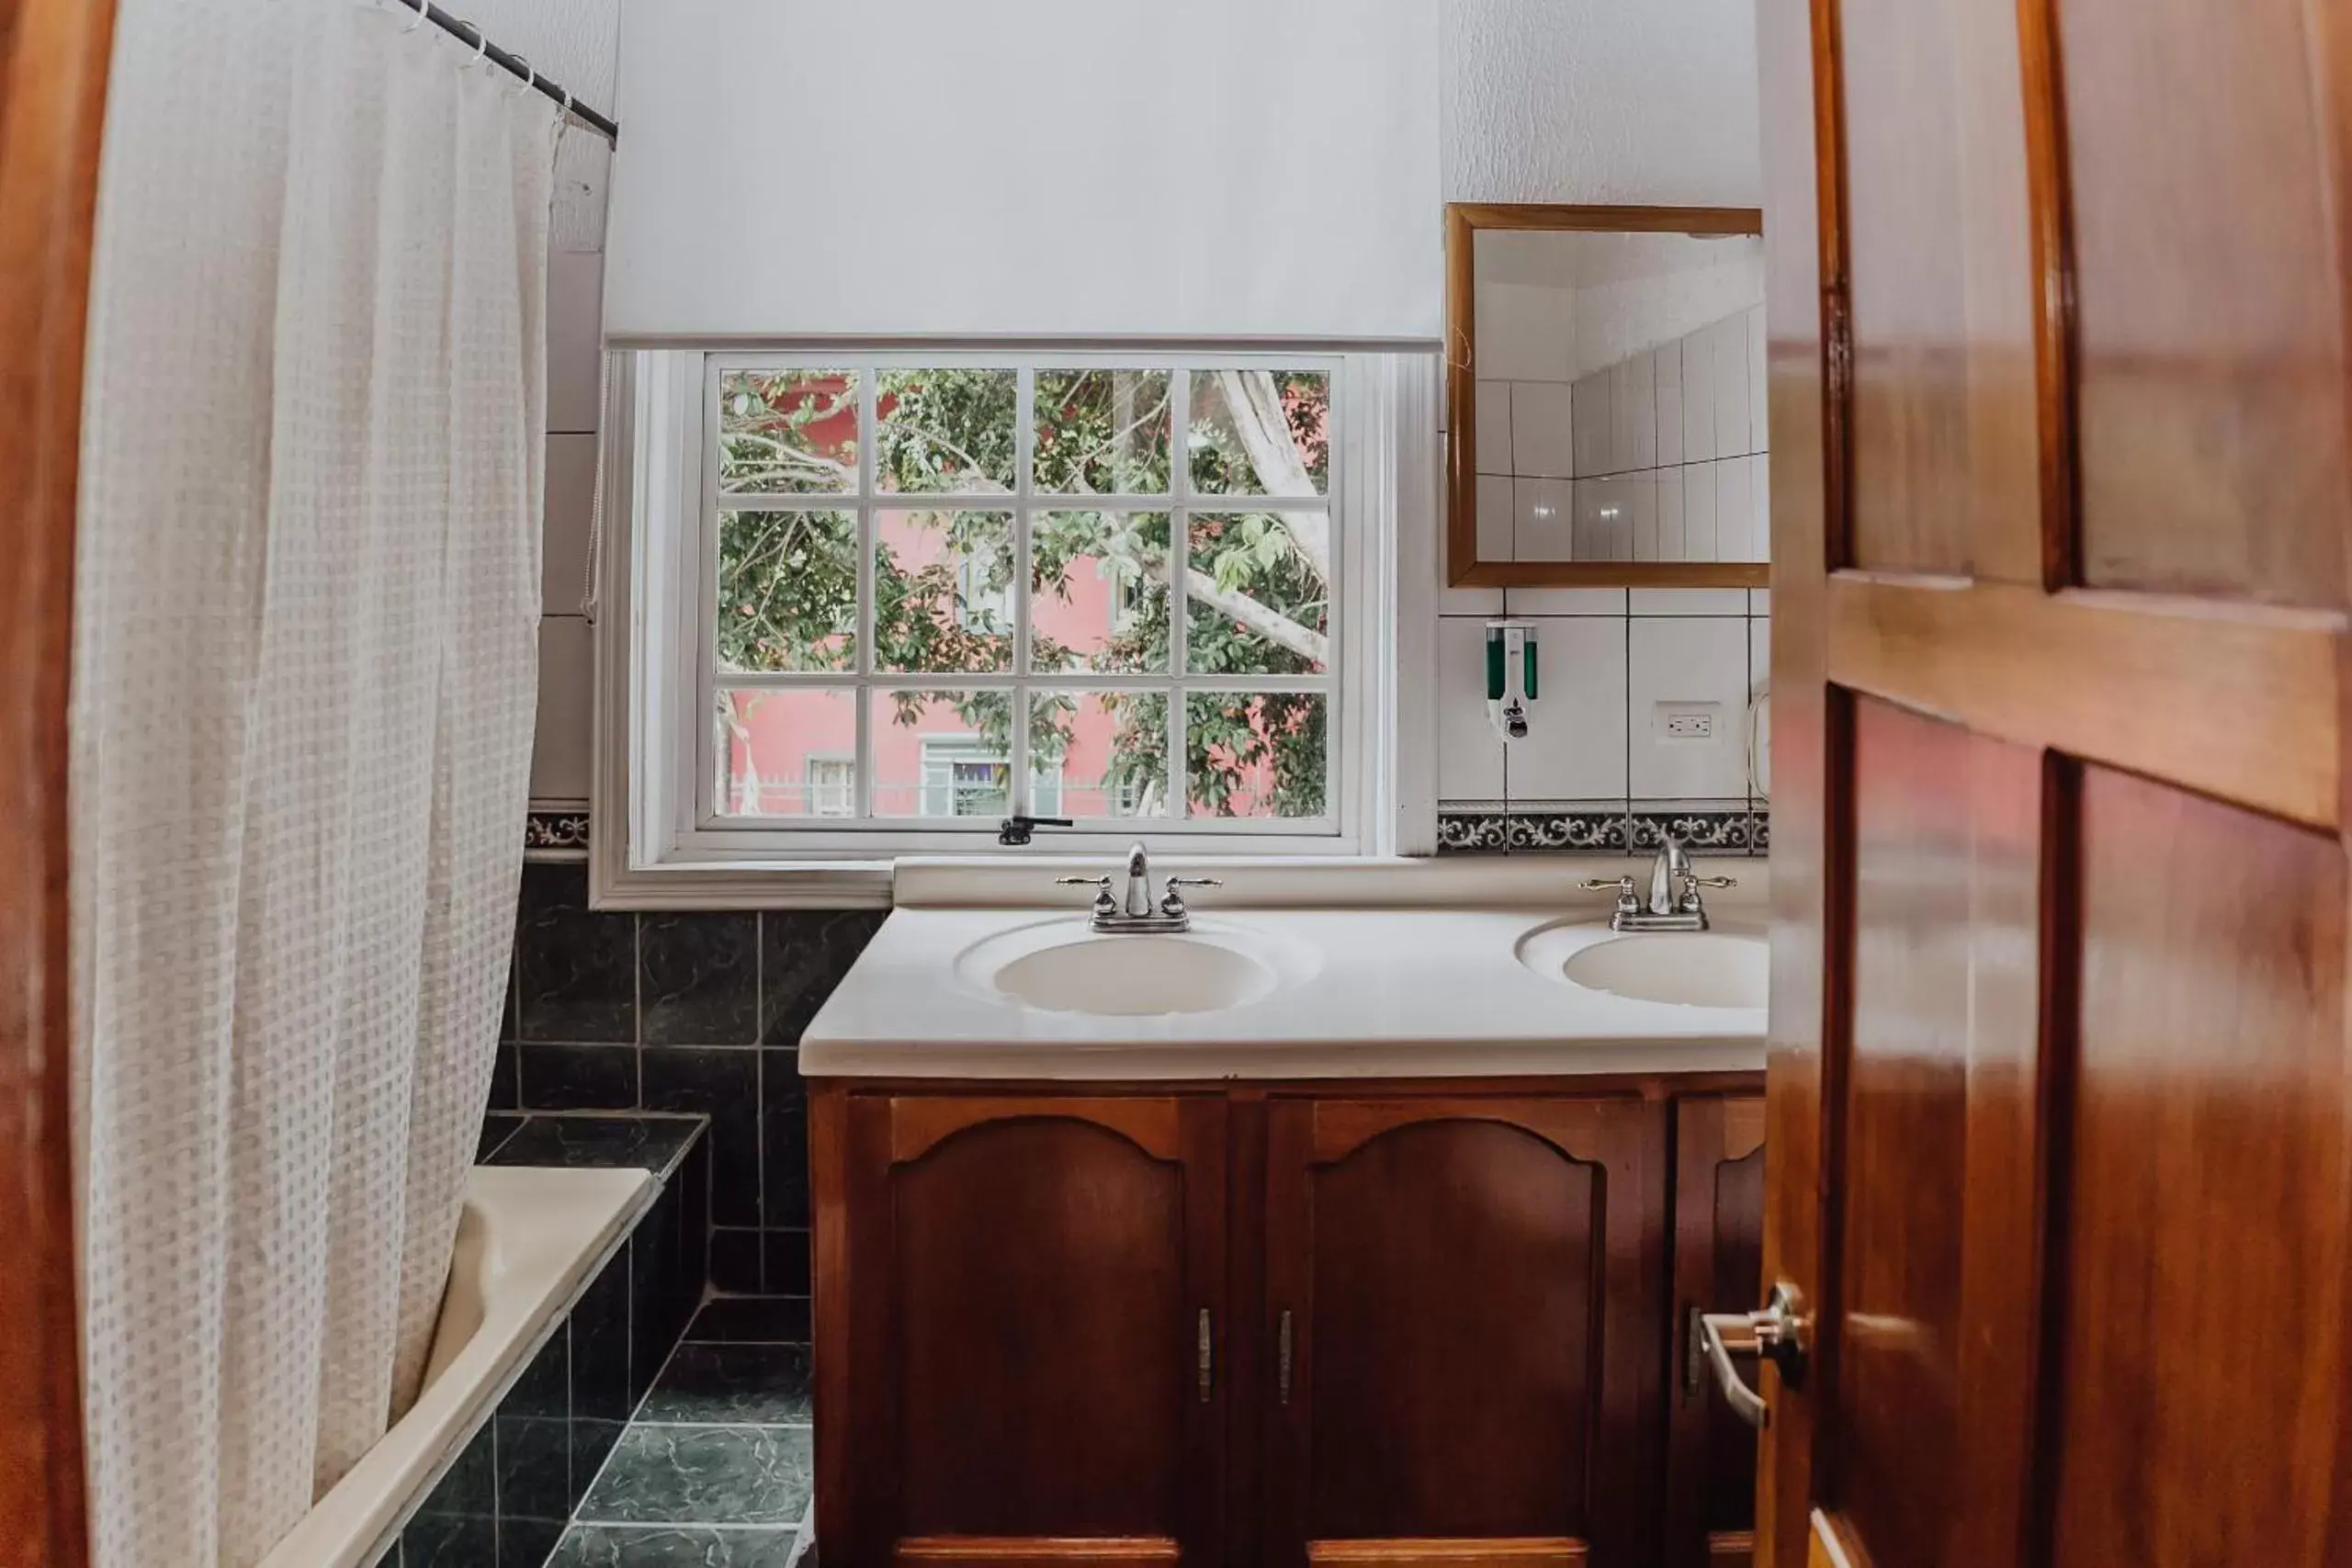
1517,924 -> 1768,1010
956,919 -> 1315,1017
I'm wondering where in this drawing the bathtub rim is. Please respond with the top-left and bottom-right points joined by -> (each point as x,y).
254,1159 -> 663,1568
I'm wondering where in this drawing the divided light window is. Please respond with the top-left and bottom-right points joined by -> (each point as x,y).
704,354 -> 1341,836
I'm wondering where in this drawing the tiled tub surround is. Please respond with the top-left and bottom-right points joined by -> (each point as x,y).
368,1115 -> 710,1568
491,863 -> 888,1299
1435,588 -> 1770,855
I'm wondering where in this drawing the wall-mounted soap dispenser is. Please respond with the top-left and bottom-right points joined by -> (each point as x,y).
1486,619 -> 1538,741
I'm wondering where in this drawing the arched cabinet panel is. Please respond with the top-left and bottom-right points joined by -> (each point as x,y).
1261,1096 -> 1665,1568
1663,1095 -> 1765,1568
815,1090 -> 1229,1568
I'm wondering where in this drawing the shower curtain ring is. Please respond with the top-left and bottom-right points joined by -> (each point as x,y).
460,21 -> 490,69
507,55 -> 535,97
401,0 -> 428,31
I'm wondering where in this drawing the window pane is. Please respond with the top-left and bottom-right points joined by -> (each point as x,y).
717,510 -> 859,672
1035,369 -> 1172,494
875,510 -> 1014,673
1185,513 -> 1329,676
717,689 -> 858,817
1185,692 -> 1328,820
718,370 -> 858,494
1032,691 -> 1170,819
1188,368 -> 1330,495
876,368 -> 1017,494
871,690 -> 1018,818
1030,511 -> 1170,673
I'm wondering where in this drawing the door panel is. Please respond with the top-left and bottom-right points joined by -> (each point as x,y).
1758,0 -> 2352,1557
2061,0 -> 2352,605
815,1091 -> 1227,1568
1264,1097 -> 1660,1568
1838,0 -> 2038,579
2052,769 -> 2346,1562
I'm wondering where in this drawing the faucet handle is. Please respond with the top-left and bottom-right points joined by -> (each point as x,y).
1582,874 -> 1642,918
1161,875 -> 1222,919
1057,874 -> 1116,918
1685,874 -> 1737,890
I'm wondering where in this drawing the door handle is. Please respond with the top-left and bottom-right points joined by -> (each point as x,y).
1698,1281 -> 1809,1430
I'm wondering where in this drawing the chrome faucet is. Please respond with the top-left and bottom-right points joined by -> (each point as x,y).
1060,842 -> 1222,934
1583,834 -> 1737,932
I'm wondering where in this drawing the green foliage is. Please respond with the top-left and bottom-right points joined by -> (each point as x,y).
717,367 -> 1332,818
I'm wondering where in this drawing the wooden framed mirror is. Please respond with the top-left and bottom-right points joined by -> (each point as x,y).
1446,204 -> 1767,587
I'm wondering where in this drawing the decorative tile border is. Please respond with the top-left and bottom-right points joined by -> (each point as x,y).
529,805 -> 1768,862
1439,807 -> 1769,857
526,808 -> 592,856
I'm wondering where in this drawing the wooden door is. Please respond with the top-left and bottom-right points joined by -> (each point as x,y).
1665,1096 -> 1765,1568
1261,1093 -> 1663,1568
812,1089 -> 1228,1568
1750,0 -> 2352,1562
1,2 -> 114,1565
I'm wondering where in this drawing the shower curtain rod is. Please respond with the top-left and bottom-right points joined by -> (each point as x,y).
393,0 -> 620,143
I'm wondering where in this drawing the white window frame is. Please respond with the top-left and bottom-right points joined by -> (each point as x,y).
593,346 -> 1436,909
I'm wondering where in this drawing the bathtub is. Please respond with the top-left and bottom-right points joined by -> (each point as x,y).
255,1163 -> 654,1568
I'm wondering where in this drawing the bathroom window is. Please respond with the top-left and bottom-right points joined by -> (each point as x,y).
602,347 -> 1425,905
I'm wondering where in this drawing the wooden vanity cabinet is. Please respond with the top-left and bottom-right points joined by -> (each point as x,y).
1661,1096 -> 1766,1568
1260,1094 -> 1665,1568
812,1090 -> 1231,1568
813,1080 -> 1760,1568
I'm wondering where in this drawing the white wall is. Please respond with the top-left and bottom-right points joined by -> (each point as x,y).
1442,0 -> 1762,207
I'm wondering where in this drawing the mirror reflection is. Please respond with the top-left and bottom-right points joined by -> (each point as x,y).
1469,226 -> 1767,567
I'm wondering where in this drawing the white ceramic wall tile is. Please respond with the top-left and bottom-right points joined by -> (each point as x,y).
1510,380 -> 1575,479
1655,344 -> 1685,468
1612,353 -> 1657,472
1749,588 -> 1772,615
1714,456 -> 1758,562
1514,477 -> 1574,560
1750,615 -> 1772,798
1747,305 -> 1770,455
1572,370 -> 1611,477
530,614 -> 594,804
1628,615 -> 1750,800
1504,587 -> 1627,615
1631,588 -> 1749,615
1476,475 -> 1515,563
543,434 -> 597,615
1613,471 -> 1653,561
1575,475 -> 1643,562
1438,434 -> 1504,614
1750,452 -> 1772,560
1509,615 -> 1629,803
1680,330 -> 1717,462
1750,614 -> 1771,694
1681,459 -> 1719,559
1709,315 -> 1751,460
547,250 -> 605,435
1437,617 -> 1508,800
1654,467 -> 1686,562
1475,379 -> 1513,475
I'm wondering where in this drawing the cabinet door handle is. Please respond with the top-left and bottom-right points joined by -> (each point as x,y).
1277,1309 -> 1295,1404
1197,1308 -> 1213,1403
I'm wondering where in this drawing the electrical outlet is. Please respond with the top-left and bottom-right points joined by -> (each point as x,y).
1655,703 -> 1720,742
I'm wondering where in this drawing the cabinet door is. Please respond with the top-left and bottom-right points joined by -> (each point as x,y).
1261,1095 -> 1664,1568
815,1091 -> 1227,1568
1664,1096 -> 1765,1568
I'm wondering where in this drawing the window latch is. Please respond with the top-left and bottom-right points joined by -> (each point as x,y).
997,815 -> 1074,847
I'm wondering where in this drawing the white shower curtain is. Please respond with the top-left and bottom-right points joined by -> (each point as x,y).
72,5 -> 556,1564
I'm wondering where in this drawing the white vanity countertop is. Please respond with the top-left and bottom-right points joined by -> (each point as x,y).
801,858 -> 1770,1081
